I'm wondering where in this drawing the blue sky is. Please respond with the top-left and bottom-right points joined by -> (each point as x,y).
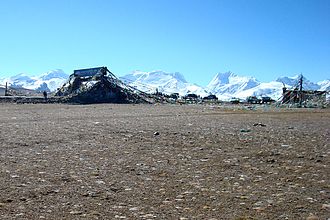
0,0 -> 329,86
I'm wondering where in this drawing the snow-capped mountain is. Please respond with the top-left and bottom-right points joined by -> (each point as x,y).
233,81 -> 285,101
120,70 -> 329,100
206,72 -> 261,100
276,75 -> 320,90
1,68 -> 328,100
317,80 -> 330,91
0,69 -> 69,92
205,72 -> 329,100
120,70 -> 209,96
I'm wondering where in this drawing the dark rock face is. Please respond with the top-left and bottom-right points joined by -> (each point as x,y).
35,82 -> 50,93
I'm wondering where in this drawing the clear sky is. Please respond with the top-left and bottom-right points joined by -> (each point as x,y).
0,0 -> 329,86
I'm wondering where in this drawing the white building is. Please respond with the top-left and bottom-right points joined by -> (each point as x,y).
0,85 -> 6,96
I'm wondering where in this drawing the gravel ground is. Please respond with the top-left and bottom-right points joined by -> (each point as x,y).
0,103 -> 329,220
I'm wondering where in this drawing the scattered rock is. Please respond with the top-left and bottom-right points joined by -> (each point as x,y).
253,123 -> 266,127
69,210 -> 83,215
321,203 -> 330,210
129,207 -> 139,211
95,180 -> 105,184
1,104 -> 328,220
5,199 -> 13,203
306,214 -> 319,220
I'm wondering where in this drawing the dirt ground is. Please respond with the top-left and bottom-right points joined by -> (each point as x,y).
0,103 -> 329,220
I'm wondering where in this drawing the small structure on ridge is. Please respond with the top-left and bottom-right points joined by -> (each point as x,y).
282,75 -> 327,107
55,67 -> 151,104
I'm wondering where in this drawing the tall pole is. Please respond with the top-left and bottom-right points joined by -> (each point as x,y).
5,82 -> 8,96
299,74 -> 303,107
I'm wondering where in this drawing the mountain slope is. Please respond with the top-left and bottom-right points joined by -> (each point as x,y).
0,69 -> 69,92
276,75 -> 320,90
234,81 -> 285,100
120,70 -> 209,96
317,79 -> 330,91
207,73 -> 329,100
1,69 -> 328,100
206,72 -> 260,99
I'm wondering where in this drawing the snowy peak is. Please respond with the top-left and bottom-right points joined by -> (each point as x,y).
276,75 -> 301,86
9,73 -> 35,83
120,70 -> 208,96
6,73 -> 36,89
208,73 -> 329,101
1,68 -> 329,100
123,70 -> 187,84
208,71 -> 235,86
318,79 -> 330,91
40,69 -> 68,81
1,70 -> 69,92
207,71 -> 260,95
276,74 -> 320,90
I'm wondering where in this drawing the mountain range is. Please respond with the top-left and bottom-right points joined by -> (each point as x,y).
1,69 -> 329,100
120,70 -> 209,97
0,69 -> 69,92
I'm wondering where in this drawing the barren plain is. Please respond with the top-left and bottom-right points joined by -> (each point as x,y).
0,103 -> 329,219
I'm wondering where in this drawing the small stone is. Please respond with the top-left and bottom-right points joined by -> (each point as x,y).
91,172 -> 99,176
81,192 -> 89,197
154,132 -> 160,136
129,207 -> 139,211
322,203 -> 330,209
306,214 -> 319,220
69,210 -> 83,215
281,144 -> 290,148
253,123 -> 266,127
253,206 -> 265,212
89,211 -> 101,216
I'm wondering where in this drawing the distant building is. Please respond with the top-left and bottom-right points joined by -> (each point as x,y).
0,83 -> 7,96
203,94 -> 218,100
281,75 -> 327,106
170,93 -> 180,99
73,67 -> 109,78
55,66 -> 149,104
282,87 -> 326,104
261,96 -> 274,104
246,96 -> 261,104
0,87 -> 5,96
184,93 -> 198,100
